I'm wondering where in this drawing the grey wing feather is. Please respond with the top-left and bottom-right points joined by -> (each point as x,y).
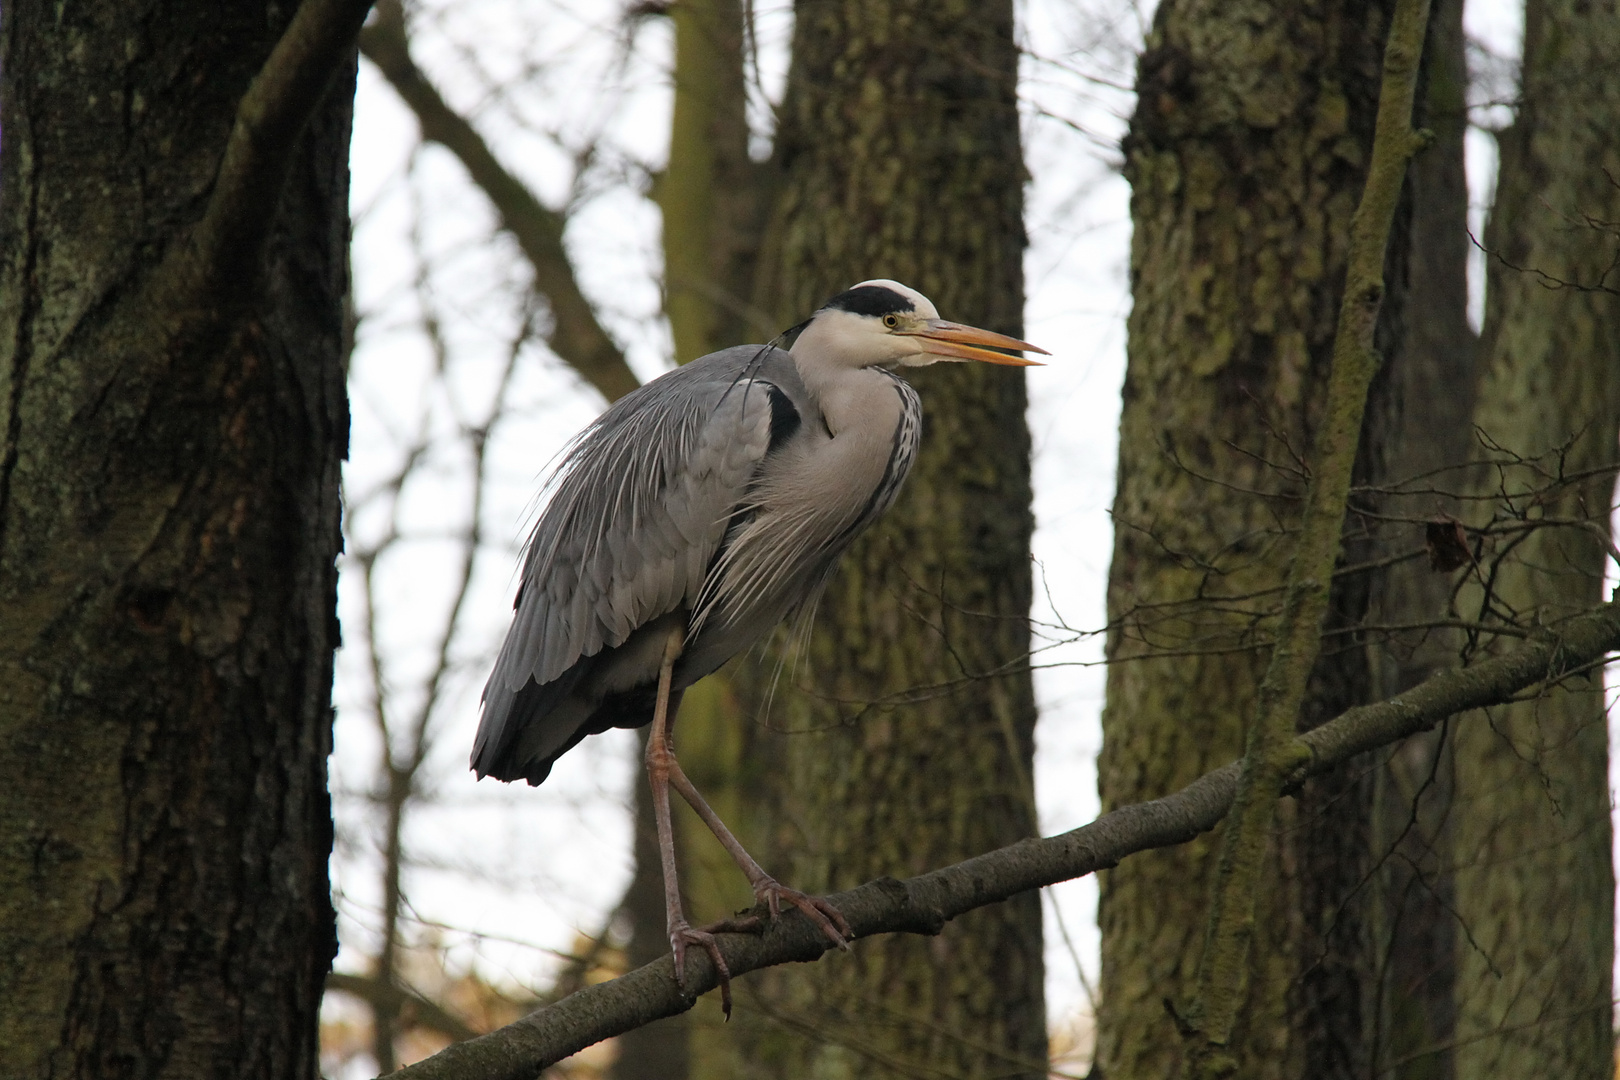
474,346 -> 793,775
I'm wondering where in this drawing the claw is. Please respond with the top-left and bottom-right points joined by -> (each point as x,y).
669,919 -> 734,1018
753,878 -> 852,951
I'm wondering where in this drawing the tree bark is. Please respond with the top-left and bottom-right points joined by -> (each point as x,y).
728,1 -> 1046,1076
0,1 -> 353,1075
357,0 -> 640,405
1450,0 -> 1620,1073
1101,1 -> 1399,1074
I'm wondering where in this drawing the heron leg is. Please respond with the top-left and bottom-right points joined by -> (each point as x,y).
645,625 -> 736,1016
665,759 -> 852,950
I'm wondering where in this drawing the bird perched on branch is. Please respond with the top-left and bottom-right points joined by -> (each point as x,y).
473,279 -> 1045,1010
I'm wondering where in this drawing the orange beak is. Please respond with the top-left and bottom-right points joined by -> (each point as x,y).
905,319 -> 1049,365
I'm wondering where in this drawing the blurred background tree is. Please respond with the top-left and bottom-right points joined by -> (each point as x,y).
728,1 -> 1046,1076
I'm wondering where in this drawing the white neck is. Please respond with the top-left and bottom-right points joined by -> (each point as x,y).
794,357 -> 898,439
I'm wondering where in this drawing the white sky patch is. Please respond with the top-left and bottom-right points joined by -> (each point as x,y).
1462,0 -> 1522,332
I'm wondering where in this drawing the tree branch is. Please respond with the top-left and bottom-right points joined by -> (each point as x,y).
149,0 -> 375,325
358,0 -> 641,402
388,598 -> 1620,1080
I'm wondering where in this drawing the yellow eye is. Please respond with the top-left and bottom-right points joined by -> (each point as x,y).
883,314 -> 900,329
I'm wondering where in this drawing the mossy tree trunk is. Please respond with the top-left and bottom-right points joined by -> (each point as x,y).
1294,3 -> 1477,1075
728,2 -> 1046,1076
0,1 -> 352,1077
1100,2 -> 1407,1075
1450,0 -> 1620,1073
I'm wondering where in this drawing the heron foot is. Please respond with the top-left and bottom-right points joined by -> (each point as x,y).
669,918 -> 734,1018
752,878 -> 852,950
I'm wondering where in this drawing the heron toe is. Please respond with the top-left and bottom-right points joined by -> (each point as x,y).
669,918 -> 734,1018
754,877 -> 852,950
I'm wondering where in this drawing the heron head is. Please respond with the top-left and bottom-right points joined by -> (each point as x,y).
791,279 -> 1048,369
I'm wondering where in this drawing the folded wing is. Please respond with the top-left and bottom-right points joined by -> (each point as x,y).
472,346 -> 796,781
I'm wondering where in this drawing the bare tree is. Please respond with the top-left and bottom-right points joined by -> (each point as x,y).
321,2 -> 658,1071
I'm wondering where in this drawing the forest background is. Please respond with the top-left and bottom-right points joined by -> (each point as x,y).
319,0 -> 1580,1076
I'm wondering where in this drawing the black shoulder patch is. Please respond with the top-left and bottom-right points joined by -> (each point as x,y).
821,284 -> 915,318
764,382 -> 801,452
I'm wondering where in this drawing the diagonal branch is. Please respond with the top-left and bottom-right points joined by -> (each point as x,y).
149,0 -> 375,325
388,598 -> 1620,1080
358,0 -> 641,402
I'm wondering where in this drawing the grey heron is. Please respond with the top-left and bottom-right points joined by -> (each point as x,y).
473,279 -> 1045,1010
